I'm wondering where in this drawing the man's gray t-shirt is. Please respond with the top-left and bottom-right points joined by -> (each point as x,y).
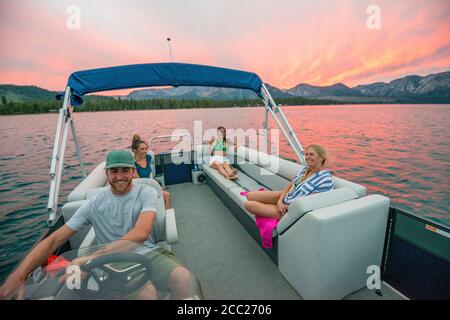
66,183 -> 158,248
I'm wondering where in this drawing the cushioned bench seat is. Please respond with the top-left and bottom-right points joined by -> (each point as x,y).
197,145 -> 389,300
67,161 -> 107,202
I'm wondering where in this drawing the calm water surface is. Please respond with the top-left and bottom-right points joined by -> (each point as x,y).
0,104 -> 449,282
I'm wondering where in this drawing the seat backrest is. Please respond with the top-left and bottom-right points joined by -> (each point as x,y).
236,146 -> 367,197
67,161 -> 107,202
236,146 -> 300,180
131,178 -> 166,242
147,150 -> 156,179
61,200 -> 91,249
333,176 -> 366,197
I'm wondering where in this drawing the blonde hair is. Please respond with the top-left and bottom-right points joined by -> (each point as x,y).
306,144 -> 328,166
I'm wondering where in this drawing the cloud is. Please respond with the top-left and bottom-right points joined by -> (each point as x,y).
0,0 -> 449,91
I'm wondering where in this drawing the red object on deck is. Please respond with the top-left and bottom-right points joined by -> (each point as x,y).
44,255 -> 71,276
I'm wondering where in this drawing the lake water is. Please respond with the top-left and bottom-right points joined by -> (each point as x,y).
0,104 -> 449,282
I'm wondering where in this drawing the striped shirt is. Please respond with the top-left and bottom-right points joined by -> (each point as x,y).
283,167 -> 334,205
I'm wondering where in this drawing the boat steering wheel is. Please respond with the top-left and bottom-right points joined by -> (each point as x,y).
76,252 -> 152,299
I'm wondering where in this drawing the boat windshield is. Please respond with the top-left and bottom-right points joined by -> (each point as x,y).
15,240 -> 202,300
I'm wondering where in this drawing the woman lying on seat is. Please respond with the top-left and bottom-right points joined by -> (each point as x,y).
208,126 -> 239,180
244,144 -> 334,220
131,134 -> 172,209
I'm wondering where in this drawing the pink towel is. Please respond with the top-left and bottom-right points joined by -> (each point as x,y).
240,187 -> 265,197
239,187 -> 275,248
255,216 -> 279,248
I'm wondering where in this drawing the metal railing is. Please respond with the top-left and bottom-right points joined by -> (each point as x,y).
47,86 -> 86,225
149,133 -> 193,152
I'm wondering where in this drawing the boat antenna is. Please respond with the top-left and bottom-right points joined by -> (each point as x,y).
167,37 -> 173,61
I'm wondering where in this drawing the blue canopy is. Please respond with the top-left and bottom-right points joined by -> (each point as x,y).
56,62 -> 263,106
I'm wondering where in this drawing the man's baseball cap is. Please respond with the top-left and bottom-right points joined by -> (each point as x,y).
105,150 -> 136,169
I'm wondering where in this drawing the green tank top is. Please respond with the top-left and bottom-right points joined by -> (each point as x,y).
213,139 -> 227,152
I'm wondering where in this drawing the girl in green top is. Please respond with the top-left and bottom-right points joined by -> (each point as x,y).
208,126 -> 238,180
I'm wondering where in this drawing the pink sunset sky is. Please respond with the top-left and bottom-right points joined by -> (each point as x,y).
0,0 -> 449,94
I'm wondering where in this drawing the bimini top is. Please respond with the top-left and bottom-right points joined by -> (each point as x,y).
56,62 -> 263,106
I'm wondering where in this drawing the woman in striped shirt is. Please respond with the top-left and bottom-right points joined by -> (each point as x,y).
244,144 -> 334,220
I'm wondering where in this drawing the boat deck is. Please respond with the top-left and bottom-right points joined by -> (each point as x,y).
169,182 -> 404,300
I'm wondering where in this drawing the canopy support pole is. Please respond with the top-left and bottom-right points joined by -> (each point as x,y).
260,83 -> 306,165
262,103 -> 269,153
70,120 -> 87,178
47,87 -> 74,225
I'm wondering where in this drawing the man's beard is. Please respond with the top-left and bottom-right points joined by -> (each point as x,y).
110,179 -> 132,194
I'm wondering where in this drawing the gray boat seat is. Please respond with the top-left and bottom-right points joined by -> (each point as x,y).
198,144 -> 389,299
196,144 -> 366,196
61,178 -> 178,251
67,161 -> 107,202
60,200 -> 93,251
147,150 -> 156,179
278,194 -> 389,299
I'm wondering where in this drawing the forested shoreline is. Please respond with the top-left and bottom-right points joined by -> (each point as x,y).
0,96 -> 341,115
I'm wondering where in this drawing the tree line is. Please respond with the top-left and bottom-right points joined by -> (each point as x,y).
0,95 -> 340,115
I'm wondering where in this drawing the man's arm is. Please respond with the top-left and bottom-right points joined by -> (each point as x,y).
0,225 -> 76,299
90,211 -> 156,256
122,211 -> 155,244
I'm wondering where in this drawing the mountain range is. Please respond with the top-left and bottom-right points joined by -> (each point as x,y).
126,71 -> 450,103
1,71 -> 449,104
287,71 -> 450,102
125,83 -> 293,100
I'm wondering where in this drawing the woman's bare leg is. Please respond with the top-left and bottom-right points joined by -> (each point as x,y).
247,190 -> 282,204
244,191 -> 283,219
244,201 -> 281,219
223,163 -> 238,175
211,162 -> 229,178
163,191 -> 172,209
222,164 -> 238,179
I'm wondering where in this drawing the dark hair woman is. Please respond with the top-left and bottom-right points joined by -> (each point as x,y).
131,134 -> 172,209
207,126 -> 238,180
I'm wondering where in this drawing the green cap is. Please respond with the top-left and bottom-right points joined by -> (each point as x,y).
105,150 -> 136,169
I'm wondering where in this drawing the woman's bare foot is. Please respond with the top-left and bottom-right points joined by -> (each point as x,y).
227,173 -> 238,180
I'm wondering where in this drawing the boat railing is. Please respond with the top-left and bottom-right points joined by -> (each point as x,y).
149,133 -> 194,154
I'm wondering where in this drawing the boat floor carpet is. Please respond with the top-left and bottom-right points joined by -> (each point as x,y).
169,182 -> 301,300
